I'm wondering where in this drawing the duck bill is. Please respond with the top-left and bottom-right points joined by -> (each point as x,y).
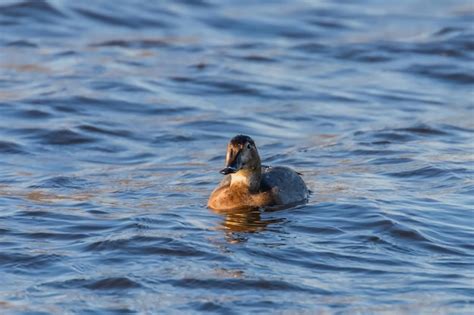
220,150 -> 242,175
220,167 -> 237,175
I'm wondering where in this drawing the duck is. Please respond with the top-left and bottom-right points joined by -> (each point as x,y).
208,135 -> 309,210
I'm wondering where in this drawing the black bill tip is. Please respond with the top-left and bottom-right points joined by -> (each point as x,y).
220,167 -> 237,175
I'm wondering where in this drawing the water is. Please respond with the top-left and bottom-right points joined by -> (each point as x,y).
0,0 -> 473,313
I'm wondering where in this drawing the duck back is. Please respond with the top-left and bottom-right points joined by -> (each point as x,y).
261,166 -> 308,205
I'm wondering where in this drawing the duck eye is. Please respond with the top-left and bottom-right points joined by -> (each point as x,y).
247,143 -> 252,149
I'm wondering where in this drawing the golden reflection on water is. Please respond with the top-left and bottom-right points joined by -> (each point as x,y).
212,207 -> 269,233
211,207 -> 285,243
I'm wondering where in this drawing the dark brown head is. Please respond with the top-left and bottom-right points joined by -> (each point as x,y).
220,135 -> 261,175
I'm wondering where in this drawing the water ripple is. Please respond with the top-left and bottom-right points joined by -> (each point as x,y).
44,276 -> 142,290
0,0 -> 472,313
0,140 -> 24,154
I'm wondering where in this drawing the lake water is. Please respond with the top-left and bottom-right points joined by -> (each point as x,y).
0,0 -> 473,313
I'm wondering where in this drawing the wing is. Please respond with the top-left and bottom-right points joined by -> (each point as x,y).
262,166 -> 308,205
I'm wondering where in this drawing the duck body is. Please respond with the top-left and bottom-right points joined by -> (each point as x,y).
208,135 -> 308,210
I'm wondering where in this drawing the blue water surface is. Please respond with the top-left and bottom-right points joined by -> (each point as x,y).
0,0 -> 473,313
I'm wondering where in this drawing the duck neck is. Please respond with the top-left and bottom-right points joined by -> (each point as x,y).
230,167 -> 261,193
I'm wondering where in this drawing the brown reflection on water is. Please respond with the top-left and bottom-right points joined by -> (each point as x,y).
212,207 -> 285,243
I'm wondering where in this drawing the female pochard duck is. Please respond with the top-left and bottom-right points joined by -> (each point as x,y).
208,135 -> 309,210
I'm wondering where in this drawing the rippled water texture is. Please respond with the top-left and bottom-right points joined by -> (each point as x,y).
1,0 -> 473,313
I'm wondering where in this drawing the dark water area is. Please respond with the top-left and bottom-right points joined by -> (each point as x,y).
0,0 -> 473,313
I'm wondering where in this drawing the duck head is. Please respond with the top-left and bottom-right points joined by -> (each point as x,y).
220,135 -> 261,175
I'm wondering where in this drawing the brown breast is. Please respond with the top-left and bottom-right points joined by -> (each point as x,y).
208,185 -> 275,210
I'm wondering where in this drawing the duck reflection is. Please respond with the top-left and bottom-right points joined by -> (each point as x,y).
212,207 -> 285,243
